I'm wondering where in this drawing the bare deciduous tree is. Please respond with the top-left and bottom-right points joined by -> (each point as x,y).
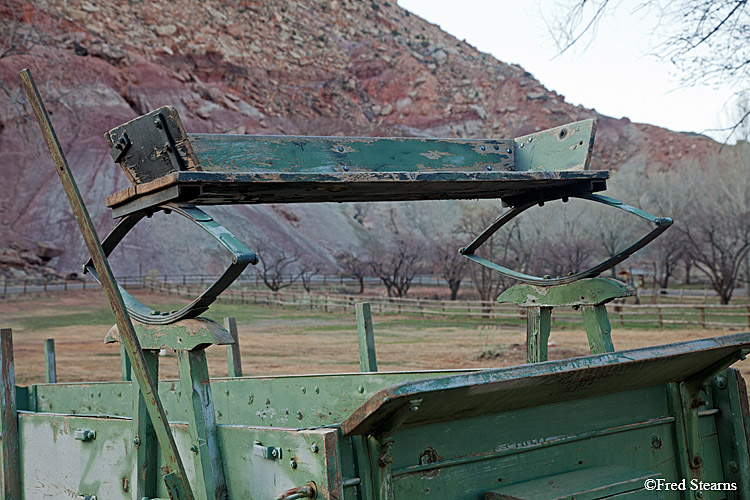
459,205 -> 531,302
337,251 -> 368,294
549,0 -> 750,138
298,258 -> 320,293
431,237 -> 467,300
368,238 -> 423,298
256,247 -> 302,292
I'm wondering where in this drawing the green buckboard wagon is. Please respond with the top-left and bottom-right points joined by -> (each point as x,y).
3,69 -> 747,500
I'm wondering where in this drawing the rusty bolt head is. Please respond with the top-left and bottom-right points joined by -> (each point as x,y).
651,434 -> 661,449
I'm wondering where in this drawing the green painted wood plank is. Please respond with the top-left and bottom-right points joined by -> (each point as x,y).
582,304 -> 616,354
526,306 -> 551,363
356,303 -> 378,373
498,277 -> 632,307
18,413 -> 133,499
189,133 -> 514,174
31,370 -> 472,427
224,317 -> 242,378
44,338 -> 56,384
133,349 -> 160,500
106,170 -> 609,213
484,465 -> 659,499
340,333 -> 750,436
711,368 -> 750,494
177,348 -> 226,499
514,119 -> 595,172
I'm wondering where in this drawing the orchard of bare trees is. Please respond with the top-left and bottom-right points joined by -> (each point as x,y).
253,153 -> 750,305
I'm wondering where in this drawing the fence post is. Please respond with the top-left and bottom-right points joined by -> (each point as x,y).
657,307 -> 663,327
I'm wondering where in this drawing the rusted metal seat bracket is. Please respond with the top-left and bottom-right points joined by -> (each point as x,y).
83,203 -> 257,325
460,193 -> 673,286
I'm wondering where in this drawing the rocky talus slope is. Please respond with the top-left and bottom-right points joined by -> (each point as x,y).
0,0 -> 726,278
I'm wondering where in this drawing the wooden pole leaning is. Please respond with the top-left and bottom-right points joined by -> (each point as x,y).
19,69 -> 194,500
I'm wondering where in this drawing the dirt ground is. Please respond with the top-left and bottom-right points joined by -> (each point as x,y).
2,290 -> 749,386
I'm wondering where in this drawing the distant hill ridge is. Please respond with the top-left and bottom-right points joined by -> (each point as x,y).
0,0 -> 727,277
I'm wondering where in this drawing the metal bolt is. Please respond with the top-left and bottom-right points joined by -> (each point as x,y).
528,137 -> 533,143
314,386 -> 320,394
358,386 -> 365,393
486,166 -> 492,171
480,145 -> 486,151
519,142 -> 524,148
154,119 -> 162,129
506,148 -> 512,154
506,166 -> 514,171
271,449 -> 278,458
493,144 -> 499,150
715,376 -> 727,389
191,445 -> 199,455
133,436 -> 141,447
543,275 -> 551,279
695,492 -> 703,499
289,459 -> 297,469
343,166 -> 350,172
164,143 -> 171,152
651,434 -> 662,449
301,387 -> 306,394
311,443 -> 319,453
337,146 -> 344,152
729,461 -> 739,472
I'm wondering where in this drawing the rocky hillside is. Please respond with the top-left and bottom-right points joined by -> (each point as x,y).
0,0 -> 727,278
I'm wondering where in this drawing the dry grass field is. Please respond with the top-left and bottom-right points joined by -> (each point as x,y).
1,290 -> 749,386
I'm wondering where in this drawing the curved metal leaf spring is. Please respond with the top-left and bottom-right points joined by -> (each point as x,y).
459,193 -> 673,286
84,204 -> 257,325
